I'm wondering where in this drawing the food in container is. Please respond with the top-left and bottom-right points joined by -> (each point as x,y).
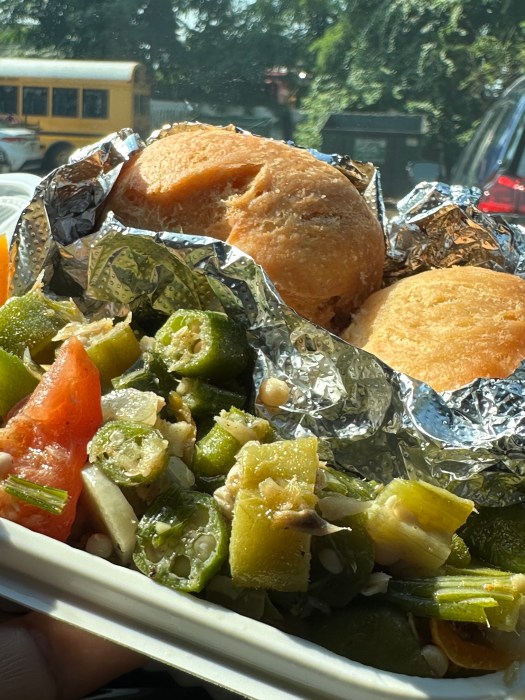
2,124 -> 525,698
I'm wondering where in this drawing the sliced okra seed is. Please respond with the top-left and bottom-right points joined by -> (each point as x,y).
193,534 -> 217,561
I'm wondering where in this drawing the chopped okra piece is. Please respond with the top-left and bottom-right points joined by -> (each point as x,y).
318,464 -> 382,501
154,309 -> 250,381
192,407 -> 275,491
112,350 -> 178,398
445,533 -> 471,568
460,504 -> 525,573
0,286 -> 83,361
305,600 -> 436,677
88,419 -> 169,487
54,315 -> 142,389
176,376 -> 247,419
228,437 -> 319,592
87,322 -> 141,388
133,486 -> 228,593
0,346 -> 40,418
308,519 -> 375,607
365,478 -> 474,572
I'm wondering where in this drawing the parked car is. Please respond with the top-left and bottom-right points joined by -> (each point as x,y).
452,74 -> 525,225
0,117 -> 42,173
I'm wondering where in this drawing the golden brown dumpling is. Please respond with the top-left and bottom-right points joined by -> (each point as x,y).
105,124 -> 385,333
342,266 -> 525,392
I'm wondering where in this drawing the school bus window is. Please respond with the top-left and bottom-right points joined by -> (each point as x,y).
82,89 -> 108,119
0,86 -> 18,115
134,94 -> 149,117
23,86 -> 48,116
53,88 -> 78,118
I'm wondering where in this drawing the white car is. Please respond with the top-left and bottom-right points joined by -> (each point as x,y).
0,118 -> 42,173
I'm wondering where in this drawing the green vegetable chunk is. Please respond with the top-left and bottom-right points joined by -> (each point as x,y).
154,309 -> 250,380
133,486 -> 228,593
88,419 -> 169,486
461,504 -> 525,573
365,478 -> 474,572
306,600 -> 435,677
192,407 -> 275,491
87,322 -> 141,388
0,346 -> 39,418
309,520 -> 375,608
229,437 -> 319,592
112,350 -> 178,398
385,566 -> 525,632
0,286 -> 83,361
176,376 -> 247,419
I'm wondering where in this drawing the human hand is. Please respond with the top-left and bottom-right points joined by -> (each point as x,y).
0,610 -> 145,700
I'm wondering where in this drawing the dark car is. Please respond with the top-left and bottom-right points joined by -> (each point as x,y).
452,74 -> 525,225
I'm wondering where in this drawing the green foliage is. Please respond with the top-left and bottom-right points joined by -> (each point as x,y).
297,0 -> 525,169
294,79 -> 350,149
0,0 -> 523,170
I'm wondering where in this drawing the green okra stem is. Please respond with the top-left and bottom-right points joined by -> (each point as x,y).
3,475 -> 68,514
384,567 -> 525,630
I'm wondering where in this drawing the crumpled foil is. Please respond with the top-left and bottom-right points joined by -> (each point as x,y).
9,126 -> 525,506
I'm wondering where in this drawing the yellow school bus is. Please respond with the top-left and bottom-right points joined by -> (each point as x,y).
0,57 -> 151,169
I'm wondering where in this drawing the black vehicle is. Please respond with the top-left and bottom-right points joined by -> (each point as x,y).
452,74 -> 525,225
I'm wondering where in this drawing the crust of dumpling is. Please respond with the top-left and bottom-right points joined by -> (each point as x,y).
105,126 -> 385,331
342,266 -> 525,391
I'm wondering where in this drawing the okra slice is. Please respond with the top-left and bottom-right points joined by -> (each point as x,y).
308,520 -> 375,608
88,419 -> 169,487
133,486 -> 228,593
460,504 -> 525,573
112,350 -> 178,398
192,407 -> 275,491
176,377 -> 247,419
0,287 -> 83,361
154,309 -> 250,381
0,346 -> 40,418
87,322 -> 141,388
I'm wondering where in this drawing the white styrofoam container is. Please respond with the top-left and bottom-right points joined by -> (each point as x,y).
0,173 -> 41,242
1,517 -> 525,700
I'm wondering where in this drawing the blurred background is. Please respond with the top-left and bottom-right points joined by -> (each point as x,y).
0,3 -> 524,697
0,0 -> 523,207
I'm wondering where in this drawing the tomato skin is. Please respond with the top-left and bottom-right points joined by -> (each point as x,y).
0,336 -> 102,541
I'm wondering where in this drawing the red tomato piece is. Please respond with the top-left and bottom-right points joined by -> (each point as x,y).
0,336 -> 102,541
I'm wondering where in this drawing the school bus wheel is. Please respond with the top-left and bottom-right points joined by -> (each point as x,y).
44,142 -> 74,170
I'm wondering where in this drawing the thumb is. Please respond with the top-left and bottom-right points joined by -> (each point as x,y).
0,612 -> 145,700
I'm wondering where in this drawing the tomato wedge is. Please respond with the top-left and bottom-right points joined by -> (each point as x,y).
0,336 -> 102,541
430,618 -> 519,672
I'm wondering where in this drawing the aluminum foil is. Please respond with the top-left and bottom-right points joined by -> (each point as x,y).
9,126 -> 525,506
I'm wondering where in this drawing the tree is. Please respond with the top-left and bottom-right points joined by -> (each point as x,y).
295,0 -> 525,172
